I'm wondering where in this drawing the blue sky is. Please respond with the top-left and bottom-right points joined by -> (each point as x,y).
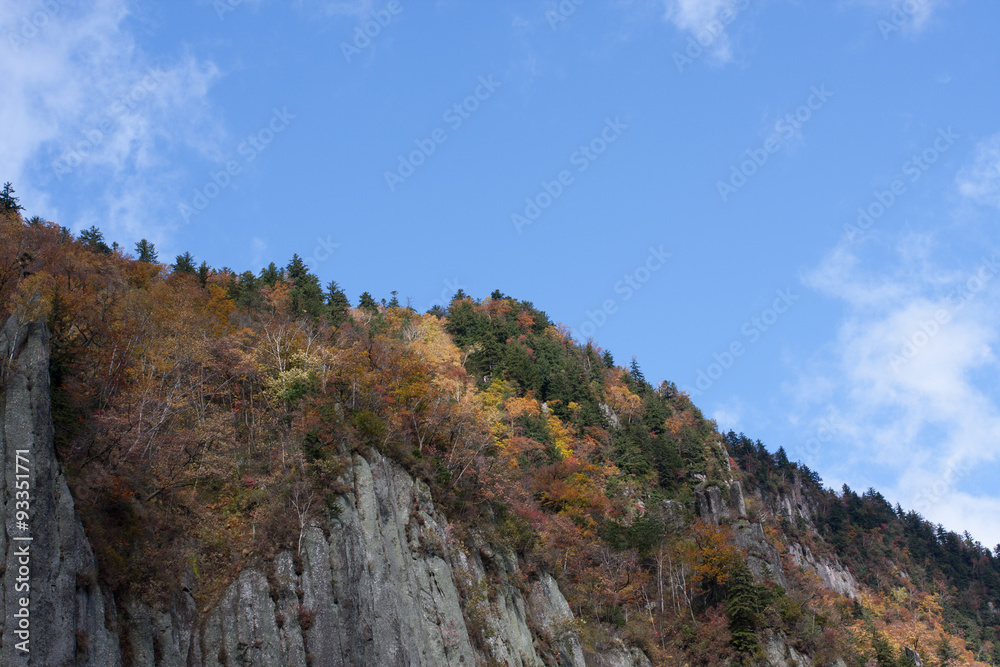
3,0 -> 1000,547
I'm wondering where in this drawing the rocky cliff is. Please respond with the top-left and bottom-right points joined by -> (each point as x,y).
1,317 -> 121,667
1,318 -> 654,666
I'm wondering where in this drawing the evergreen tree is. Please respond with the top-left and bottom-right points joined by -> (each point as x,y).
388,290 -> 400,308
602,350 -> 615,368
172,252 -> 197,275
726,562 -> 768,657
198,261 -> 210,287
229,271 -> 262,309
326,281 -> 350,324
285,254 -> 325,317
135,239 -> 158,263
774,446 -> 789,469
259,262 -> 281,287
0,182 -> 23,214
629,356 -> 648,393
358,291 -> 378,312
79,226 -> 112,254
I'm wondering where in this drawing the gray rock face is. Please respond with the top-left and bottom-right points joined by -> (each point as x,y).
0,317 -> 652,665
587,641 -> 654,667
765,633 -> 813,667
733,521 -> 788,589
906,646 -> 924,667
1,318 -> 121,667
695,485 -> 728,524
788,543 -> 859,598
694,481 -> 787,588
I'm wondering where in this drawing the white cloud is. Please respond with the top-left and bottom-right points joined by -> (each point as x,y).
862,0 -> 943,36
957,133 -> 1000,210
662,0 -> 747,63
0,0 -> 223,242
794,233 -> 1000,546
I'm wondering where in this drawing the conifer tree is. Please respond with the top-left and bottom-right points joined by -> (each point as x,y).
259,262 -> 281,287
0,182 -> 23,214
358,291 -> 378,312
135,239 -> 158,263
172,252 -> 197,275
198,261 -> 210,287
286,254 -> 325,317
79,226 -> 112,254
326,280 -> 350,324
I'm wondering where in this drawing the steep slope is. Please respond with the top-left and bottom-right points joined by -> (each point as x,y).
0,315 -> 650,666
1,209 -> 998,666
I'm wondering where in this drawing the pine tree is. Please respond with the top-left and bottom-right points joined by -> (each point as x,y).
135,239 -> 158,263
0,182 -> 23,214
286,254 -> 325,317
172,252 -> 197,275
774,446 -> 789,469
326,281 -> 350,324
79,226 -> 112,254
229,271 -> 262,309
726,562 -> 768,657
602,350 -> 615,368
388,290 -> 400,308
358,291 -> 378,312
629,356 -> 648,393
259,262 -> 281,287
198,261 -> 210,287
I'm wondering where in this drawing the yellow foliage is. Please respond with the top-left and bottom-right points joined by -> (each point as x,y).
546,414 -> 573,460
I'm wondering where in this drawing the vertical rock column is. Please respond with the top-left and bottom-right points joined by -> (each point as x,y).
0,318 -> 120,666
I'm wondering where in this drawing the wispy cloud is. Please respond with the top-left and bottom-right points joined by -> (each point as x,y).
789,150 -> 1000,544
0,0 -> 223,243
662,0 -> 747,63
957,133 -> 1000,210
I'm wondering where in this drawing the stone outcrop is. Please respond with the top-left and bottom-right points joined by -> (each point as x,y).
695,480 -> 787,588
788,543 -> 859,599
0,317 -> 652,666
1,318 -> 121,667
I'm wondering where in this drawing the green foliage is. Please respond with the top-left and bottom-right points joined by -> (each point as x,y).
79,225 -> 112,254
358,291 -> 378,312
326,280 -> 350,324
135,239 -> 158,263
0,181 -> 23,213
726,562 -> 773,656
172,251 -> 197,275
601,514 -> 664,554
286,254 -> 325,317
